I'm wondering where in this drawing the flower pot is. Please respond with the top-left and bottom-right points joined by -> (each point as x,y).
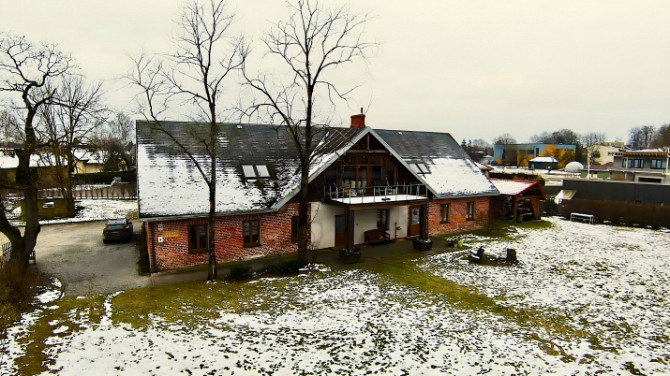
339,248 -> 361,264
412,238 -> 433,251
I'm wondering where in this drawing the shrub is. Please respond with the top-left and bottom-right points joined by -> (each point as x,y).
0,262 -> 38,351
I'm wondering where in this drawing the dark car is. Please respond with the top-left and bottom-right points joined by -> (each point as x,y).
102,219 -> 134,243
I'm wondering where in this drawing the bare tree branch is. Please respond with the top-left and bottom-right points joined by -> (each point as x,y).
126,0 -> 246,280
241,0 -> 375,263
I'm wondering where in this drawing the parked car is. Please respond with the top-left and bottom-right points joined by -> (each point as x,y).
102,218 -> 134,243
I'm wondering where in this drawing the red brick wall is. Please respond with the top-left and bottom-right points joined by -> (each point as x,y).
428,197 -> 490,235
148,203 -> 300,272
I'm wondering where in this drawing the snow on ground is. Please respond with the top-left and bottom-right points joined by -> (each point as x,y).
71,199 -> 138,222
3,218 -> 670,375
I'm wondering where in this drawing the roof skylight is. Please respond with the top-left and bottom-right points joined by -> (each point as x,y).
242,165 -> 256,178
410,162 -> 430,174
242,164 -> 271,179
256,165 -> 270,178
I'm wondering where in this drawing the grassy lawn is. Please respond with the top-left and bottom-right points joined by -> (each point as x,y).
3,218 -> 670,375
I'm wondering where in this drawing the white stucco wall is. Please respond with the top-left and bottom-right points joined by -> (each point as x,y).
310,202 -> 412,249
309,202 -> 343,249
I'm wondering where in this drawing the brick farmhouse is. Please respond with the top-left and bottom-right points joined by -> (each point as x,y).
136,115 -> 500,272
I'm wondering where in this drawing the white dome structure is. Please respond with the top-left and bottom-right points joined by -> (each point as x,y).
565,161 -> 584,173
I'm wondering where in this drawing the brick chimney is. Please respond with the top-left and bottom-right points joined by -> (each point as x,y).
350,109 -> 366,128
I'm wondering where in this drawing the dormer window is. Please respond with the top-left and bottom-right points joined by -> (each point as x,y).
242,164 -> 271,179
410,162 -> 430,175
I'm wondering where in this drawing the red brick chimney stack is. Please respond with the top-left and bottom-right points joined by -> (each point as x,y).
350,108 -> 366,128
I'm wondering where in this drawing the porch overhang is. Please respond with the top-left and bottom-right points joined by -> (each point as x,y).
325,194 -> 429,209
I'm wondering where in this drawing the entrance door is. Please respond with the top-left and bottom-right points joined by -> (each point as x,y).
335,214 -> 347,247
408,206 -> 420,237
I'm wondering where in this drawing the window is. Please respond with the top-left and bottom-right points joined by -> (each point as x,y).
256,165 -> 270,178
243,220 -> 260,247
466,201 -> 475,220
377,209 -> 389,230
440,204 -> 450,223
242,165 -> 271,179
291,216 -> 299,243
625,159 -> 644,168
188,224 -> 208,253
651,159 -> 667,169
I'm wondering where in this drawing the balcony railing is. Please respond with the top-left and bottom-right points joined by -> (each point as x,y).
324,183 -> 428,205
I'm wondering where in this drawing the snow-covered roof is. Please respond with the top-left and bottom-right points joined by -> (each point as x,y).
74,149 -> 104,165
489,178 -> 545,198
529,156 -> 558,163
374,129 -> 499,199
136,122 -> 498,220
136,121 -> 360,219
0,153 -> 57,169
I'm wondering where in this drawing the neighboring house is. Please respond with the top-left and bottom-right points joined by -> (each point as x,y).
0,149 -> 65,189
479,155 -> 494,165
490,178 -> 546,222
528,156 -> 558,170
136,116 -> 499,272
587,144 -> 623,166
610,149 -> 670,184
557,179 -> 670,227
493,143 -> 576,166
73,149 -> 105,175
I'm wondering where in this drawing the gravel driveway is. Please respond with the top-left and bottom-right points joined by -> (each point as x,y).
32,221 -> 152,296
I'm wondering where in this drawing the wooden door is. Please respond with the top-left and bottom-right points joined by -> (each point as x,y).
408,206 -> 420,237
335,214 -> 347,247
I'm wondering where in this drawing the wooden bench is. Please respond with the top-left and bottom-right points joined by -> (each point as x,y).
570,212 -> 594,224
364,228 -> 391,246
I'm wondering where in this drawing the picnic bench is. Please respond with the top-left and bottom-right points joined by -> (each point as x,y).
570,212 -> 594,224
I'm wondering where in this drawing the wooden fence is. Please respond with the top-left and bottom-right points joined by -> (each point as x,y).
38,182 -> 138,200
1,242 -> 11,265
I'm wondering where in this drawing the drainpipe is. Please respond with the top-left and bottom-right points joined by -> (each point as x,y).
148,222 -> 157,273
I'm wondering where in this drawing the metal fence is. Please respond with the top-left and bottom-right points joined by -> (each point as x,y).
1,242 -> 11,265
36,182 -> 138,200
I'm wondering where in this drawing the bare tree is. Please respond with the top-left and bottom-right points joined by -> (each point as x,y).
129,0 -> 246,280
581,132 -> 606,147
39,74 -> 106,216
0,110 -> 22,146
242,0 -> 374,263
493,133 -> 516,145
628,125 -> 656,150
87,113 -> 137,172
0,33 -> 73,267
653,124 -> 670,148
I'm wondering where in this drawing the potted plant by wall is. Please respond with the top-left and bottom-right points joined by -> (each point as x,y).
339,246 -> 361,264
412,237 -> 433,251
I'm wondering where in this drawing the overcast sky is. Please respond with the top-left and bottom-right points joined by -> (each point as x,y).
1,0 -> 669,144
